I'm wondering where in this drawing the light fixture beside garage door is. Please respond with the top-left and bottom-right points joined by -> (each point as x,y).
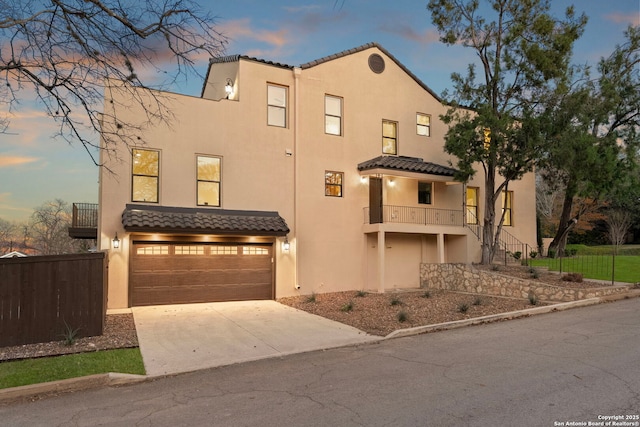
112,233 -> 120,249
282,236 -> 290,252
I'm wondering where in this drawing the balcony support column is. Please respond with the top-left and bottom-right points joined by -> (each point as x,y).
377,231 -> 385,293
437,233 -> 445,263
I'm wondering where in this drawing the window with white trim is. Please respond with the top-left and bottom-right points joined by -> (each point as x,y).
197,155 -> 221,207
132,149 -> 159,203
417,113 -> 431,136
267,84 -> 287,127
325,95 -> 342,135
382,120 -> 397,155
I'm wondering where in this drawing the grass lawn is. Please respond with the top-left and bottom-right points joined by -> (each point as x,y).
531,254 -> 640,283
0,348 -> 145,389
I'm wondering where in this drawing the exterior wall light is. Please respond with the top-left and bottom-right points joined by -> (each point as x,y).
282,237 -> 290,252
112,232 -> 120,249
225,78 -> 234,98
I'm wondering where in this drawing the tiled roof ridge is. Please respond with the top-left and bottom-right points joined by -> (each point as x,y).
357,155 -> 457,177
209,54 -> 294,70
122,205 -> 289,236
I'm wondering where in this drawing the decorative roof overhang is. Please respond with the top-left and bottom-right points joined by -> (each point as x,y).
122,205 -> 290,236
357,155 -> 459,182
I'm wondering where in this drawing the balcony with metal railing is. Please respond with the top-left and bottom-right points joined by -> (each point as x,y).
363,205 -> 464,227
68,203 -> 98,239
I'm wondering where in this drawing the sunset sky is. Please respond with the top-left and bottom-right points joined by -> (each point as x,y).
1,0 -> 638,223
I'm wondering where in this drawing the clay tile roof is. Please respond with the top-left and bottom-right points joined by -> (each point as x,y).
357,155 -> 458,177
209,54 -> 293,70
122,205 -> 289,236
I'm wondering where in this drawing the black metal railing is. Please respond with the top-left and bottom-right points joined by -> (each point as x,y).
464,211 -> 536,264
72,203 -> 98,228
363,205 -> 464,226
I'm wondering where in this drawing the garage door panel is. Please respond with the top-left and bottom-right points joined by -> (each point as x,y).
131,242 -> 273,306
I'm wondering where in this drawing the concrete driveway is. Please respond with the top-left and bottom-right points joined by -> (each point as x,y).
132,300 -> 379,377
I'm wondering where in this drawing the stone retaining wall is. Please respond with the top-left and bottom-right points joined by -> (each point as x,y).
420,263 -> 631,302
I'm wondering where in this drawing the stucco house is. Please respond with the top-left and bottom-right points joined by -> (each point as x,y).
98,43 -> 536,309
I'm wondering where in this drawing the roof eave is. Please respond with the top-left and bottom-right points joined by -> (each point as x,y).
122,226 -> 288,237
358,167 -> 457,182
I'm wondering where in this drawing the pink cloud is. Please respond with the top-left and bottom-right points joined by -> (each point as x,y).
0,156 -> 40,168
218,18 -> 291,48
605,12 -> 640,27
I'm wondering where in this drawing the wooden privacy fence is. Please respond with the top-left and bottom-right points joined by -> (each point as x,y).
0,252 -> 107,347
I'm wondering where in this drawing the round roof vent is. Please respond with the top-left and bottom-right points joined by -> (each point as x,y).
368,53 -> 385,74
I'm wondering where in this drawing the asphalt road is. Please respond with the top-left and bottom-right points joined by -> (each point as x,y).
2,298 -> 639,426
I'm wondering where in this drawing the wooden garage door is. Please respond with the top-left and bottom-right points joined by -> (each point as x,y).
130,243 -> 273,306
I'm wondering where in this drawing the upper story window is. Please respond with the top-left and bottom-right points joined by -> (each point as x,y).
418,182 -> 432,205
197,155 -> 221,207
325,95 -> 343,136
382,120 -> 397,155
466,187 -> 479,225
417,113 -> 431,137
267,84 -> 287,127
325,171 -> 343,197
132,148 -> 159,203
502,190 -> 513,226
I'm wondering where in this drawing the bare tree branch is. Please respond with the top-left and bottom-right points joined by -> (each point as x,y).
0,0 -> 227,167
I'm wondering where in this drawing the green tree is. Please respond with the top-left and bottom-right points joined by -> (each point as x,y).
543,26 -> 640,256
427,0 -> 586,264
0,0 -> 226,165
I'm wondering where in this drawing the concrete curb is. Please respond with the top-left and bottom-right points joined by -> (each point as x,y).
385,292 -> 640,340
0,373 -> 147,404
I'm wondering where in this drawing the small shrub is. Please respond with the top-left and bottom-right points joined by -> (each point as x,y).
528,294 -> 539,305
61,321 -> 80,346
566,248 -> 578,257
390,297 -> 402,306
341,301 -> 354,312
421,291 -> 431,298
547,249 -> 556,259
529,251 -> 538,259
562,272 -> 583,282
306,293 -> 317,303
458,303 -> 469,313
355,290 -> 367,297
397,311 -> 408,323
512,251 -> 522,260
473,297 -> 482,306
491,264 -> 500,271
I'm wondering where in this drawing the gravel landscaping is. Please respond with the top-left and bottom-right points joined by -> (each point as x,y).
278,289 -> 537,336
